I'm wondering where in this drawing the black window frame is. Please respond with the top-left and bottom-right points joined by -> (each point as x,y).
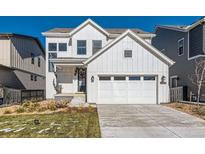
124,50 -> 132,58
58,43 -> 67,52
77,40 -> 87,55
34,75 -> 37,81
143,76 -> 155,81
31,53 -> 34,64
48,43 -> 57,51
178,38 -> 184,56
129,76 -> 141,81
38,57 -> 41,67
114,76 -> 126,81
30,74 -> 34,81
92,40 -> 102,54
99,76 -> 111,81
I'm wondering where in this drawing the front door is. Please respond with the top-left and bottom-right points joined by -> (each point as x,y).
78,68 -> 86,92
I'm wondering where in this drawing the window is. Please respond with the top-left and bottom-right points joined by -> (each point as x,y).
48,53 -> 57,59
124,50 -> 132,58
38,57 -> 41,67
114,76 -> 126,80
34,76 -> 37,81
178,38 -> 184,56
92,40 -> 102,54
170,76 -> 178,88
144,76 -> 155,80
31,53 -> 34,64
48,43 -> 57,51
59,43 -> 67,51
99,76 -> 111,81
129,76 -> 141,80
77,40 -> 86,55
31,74 -> 33,81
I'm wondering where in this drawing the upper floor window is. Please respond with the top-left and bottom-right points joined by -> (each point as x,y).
124,50 -> 132,58
30,74 -> 34,81
178,38 -> 184,56
59,43 -> 67,52
38,57 -> 41,67
92,40 -> 102,54
48,43 -> 57,51
77,40 -> 86,55
31,53 -> 34,64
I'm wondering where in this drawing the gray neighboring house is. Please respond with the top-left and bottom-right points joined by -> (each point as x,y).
0,33 -> 45,91
152,17 -> 205,102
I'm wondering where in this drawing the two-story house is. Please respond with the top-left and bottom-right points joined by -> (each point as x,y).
152,17 -> 205,102
42,19 -> 174,104
0,33 -> 45,91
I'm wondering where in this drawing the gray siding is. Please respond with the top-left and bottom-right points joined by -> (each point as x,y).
152,28 -> 205,101
189,24 -> 204,57
0,65 -> 45,90
10,37 -> 45,76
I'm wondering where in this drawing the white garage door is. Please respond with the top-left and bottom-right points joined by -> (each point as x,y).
98,75 -> 157,104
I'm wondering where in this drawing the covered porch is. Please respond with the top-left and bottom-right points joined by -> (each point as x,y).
51,58 -> 87,101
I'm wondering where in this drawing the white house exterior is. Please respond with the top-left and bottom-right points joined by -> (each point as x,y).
42,19 -> 174,104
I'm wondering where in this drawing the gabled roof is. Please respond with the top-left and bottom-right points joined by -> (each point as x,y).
0,33 -> 45,54
84,30 -> 174,66
156,17 -> 205,32
42,19 -> 155,38
69,19 -> 110,36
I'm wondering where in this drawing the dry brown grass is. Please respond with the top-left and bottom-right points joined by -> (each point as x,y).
0,100 -> 96,116
164,102 -> 205,120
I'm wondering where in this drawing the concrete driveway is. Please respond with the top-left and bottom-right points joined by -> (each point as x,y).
97,105 -> 205,138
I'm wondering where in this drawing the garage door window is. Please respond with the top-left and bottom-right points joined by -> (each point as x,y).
114,76 -> 126,80
144,76 -> 155,80
129,76 -> 141,80
99,76 -> 111,80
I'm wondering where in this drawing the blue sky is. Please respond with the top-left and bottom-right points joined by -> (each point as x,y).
0,16 -> 202,47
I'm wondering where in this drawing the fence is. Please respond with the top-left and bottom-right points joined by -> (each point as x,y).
0,87 -> 44,106
170,86 -> 187,102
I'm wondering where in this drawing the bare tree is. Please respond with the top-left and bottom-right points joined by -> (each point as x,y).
189,59 -> 205,105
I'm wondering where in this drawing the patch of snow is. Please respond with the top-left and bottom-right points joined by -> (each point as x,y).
0,128 -> 13,133
37,128 -> 51,134
50,122 -> 61,126
14,128 -> 25,132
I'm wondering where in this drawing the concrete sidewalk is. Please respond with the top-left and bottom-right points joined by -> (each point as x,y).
97,104 -> 205,138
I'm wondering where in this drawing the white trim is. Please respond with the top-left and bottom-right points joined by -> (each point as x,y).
177,38 -> 184,56
69,19 -> 110,37
84,29 -> 175,66
188,54 -> 205,61
42,32 -> 70,37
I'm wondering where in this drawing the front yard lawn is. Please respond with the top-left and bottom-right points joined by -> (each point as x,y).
0,111 -> 101,138
164,102 -> 205,120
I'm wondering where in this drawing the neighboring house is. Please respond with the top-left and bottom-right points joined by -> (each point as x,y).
0,33 -> 45,91
42,19 -> 174,104
152,17 -> 205,102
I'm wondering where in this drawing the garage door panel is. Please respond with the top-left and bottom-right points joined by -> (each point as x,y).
98,75 -> 157,104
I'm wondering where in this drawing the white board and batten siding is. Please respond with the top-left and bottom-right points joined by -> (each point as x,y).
45,24 -> 109,98
87,35 -> 169,104
71,24 -> 108,58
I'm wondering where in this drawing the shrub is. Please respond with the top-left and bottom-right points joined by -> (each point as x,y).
55,100 -> 69,108
16,107 -> 25,113
3,109 -> 12,114
194,107 -> 205,116
37,106 -> 48,112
